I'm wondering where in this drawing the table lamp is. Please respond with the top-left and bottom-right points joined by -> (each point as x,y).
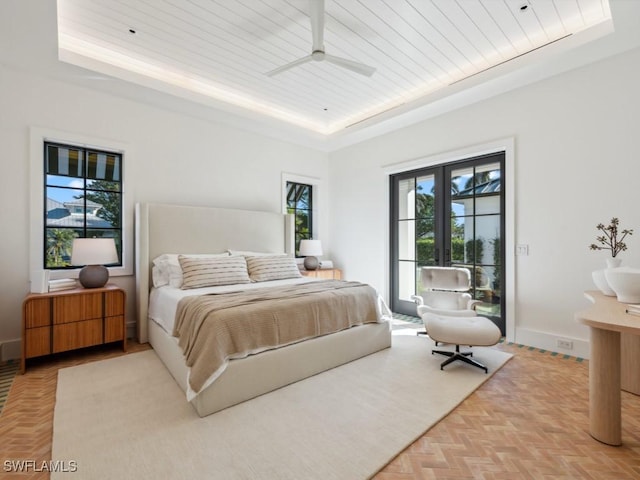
299,239 -> 323,271
71,238 -> 119,288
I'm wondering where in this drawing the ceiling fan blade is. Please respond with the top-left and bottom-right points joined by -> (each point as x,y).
310,0 -> 325,52
323,54 -> 376,77
265,55 -> 313,77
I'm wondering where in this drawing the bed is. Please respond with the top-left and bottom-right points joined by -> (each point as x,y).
135,203 -> 392,417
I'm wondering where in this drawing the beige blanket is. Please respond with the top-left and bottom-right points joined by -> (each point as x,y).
173,280 -> 380,396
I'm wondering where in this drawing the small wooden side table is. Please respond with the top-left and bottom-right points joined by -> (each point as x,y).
21,283 -> 126,373
301,268 -> 343,280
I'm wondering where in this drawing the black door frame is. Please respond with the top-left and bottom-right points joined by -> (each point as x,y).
389,152 -> 506,334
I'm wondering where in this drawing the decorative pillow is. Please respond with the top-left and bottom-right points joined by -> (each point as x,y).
153,253 -> 229,288
246,255 -> 302,282
179,255 -> 250,289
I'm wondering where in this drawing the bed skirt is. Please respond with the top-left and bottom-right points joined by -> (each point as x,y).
148,319 -> 392,417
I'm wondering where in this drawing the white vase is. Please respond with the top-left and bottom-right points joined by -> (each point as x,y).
592,257 -> 621,296
606,258 -> 622,269
605,267 -> 640,303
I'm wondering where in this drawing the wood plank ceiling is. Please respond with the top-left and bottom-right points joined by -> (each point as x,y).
56,0 -> 611,135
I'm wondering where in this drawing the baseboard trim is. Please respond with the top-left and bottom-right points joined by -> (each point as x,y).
515,328 -> 589,359
1,339 -> 21,362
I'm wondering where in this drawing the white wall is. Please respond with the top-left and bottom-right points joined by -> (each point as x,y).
328,46 -> 640,358
0,65 -> 329,359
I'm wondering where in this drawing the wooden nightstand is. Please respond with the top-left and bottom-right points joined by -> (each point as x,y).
21,283 -> 126,373
301,268 -> 343,280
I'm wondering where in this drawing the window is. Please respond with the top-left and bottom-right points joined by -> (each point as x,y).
286,181 -> 313,255
44,142 -> 122,269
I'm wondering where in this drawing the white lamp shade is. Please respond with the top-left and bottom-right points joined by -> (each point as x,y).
71,238 -> 119,266
299,239 -> 323,256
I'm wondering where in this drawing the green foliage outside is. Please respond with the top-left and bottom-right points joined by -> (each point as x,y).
81,180 -> 121,228
416,238 -> 466,264
465,238 -> 484,264
46,228 -> 77,268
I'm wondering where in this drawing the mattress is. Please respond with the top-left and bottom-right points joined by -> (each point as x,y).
148,276 -> 318,333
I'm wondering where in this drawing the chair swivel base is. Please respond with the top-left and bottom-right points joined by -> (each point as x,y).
432,345 -> 488,374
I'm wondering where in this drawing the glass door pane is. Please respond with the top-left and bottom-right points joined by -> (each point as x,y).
446,158 -> 504,333
391,171 -> 439,315
390,154 -> 505,334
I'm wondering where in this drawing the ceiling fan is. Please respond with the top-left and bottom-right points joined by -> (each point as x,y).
266,0 -> 376,77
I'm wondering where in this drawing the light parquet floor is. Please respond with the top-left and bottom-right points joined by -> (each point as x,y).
1,341 -> 639,479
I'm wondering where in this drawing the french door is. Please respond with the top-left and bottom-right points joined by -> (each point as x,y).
390,152 -> 505,334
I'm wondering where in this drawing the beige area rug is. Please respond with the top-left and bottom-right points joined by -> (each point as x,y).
52,334 -> 512,480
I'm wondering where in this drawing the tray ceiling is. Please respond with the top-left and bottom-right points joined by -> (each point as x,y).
57,0 -> 612,136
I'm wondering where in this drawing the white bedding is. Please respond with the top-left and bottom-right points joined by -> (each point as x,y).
149,276 -> 319,333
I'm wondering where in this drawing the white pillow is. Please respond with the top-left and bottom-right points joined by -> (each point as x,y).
152,253 -> 229,288
246,255 -> 302,282
228,250 -> 286,257
179,255 -> 251,289
151,265 -> 169,288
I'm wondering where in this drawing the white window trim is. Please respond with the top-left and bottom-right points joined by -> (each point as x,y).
29,127 -> 134,280
281,172 -> 322,241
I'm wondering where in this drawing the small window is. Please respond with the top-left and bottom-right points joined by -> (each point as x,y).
44,142 -> 123,269
286,181 -> 313,256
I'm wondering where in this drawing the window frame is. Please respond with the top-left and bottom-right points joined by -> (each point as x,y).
281,173 -> 320,257
43,141 -> 124,270
30,127 -> 134,281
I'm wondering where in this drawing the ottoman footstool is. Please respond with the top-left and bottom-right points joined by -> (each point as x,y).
423,313 -> 502,373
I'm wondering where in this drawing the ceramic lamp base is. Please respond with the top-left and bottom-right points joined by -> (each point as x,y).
78,265 -> 109,288
303,256 -> 319,271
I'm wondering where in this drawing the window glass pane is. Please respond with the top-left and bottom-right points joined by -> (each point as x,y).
416,230 -> 435,266
451,216 -> 473,265
46,174 -> 84,189
82,190 -> 122,228
46,187 -> 85,227
474,162 -> 501,195
475,215 -> 500,265
450,167 -> 473,197
398,178 -> 415,220
475,195 -> 500,215
398,261 -> 416,301
44,142 -> 122,269
295,210 -> 310,237
398,220 -> 415,261
416,175 -> 434,218
286,181 -> 313,257
86,151 -> 120,182
45,228 -> 79,268
46,145 -> 84,178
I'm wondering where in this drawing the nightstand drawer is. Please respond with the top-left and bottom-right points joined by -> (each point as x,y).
53,292 -> 103,324
53,318 -> 103,353
105,315 -> 125,343
25,327 -> 51,358
24,297 -> 51,328
105,290 -> 125,316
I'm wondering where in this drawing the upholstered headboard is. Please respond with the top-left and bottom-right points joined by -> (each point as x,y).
135,203 -> 295,342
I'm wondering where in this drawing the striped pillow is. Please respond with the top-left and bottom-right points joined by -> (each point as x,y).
246,255 -> 302,282
178,255 -> 250,289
